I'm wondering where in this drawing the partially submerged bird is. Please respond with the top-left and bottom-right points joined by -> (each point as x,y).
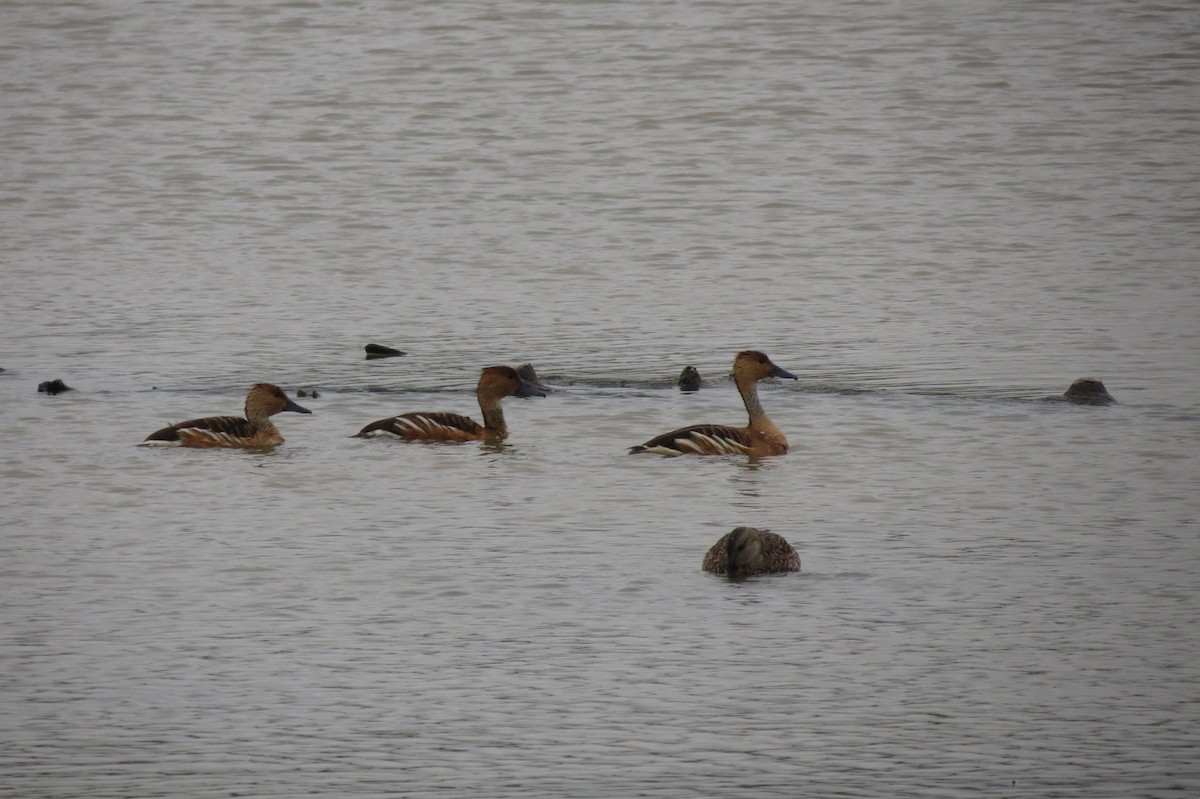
631,350 -> 796,456
677,365 -> 701,392
516,363 -> 552,393
702,527 -> 801,578
364,343 -> 406,359
141,383 -> 311,448
1062,377 -> 1116,405
355,365 -> 546,442
38,379 -> 73,395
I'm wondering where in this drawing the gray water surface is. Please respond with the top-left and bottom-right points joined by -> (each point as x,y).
2,1 -> 1198,797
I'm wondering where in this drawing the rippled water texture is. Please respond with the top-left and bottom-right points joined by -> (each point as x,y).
2,0 -> 1198,796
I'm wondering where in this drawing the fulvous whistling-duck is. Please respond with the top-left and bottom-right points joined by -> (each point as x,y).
141,383 -> 311,448
630,350 -> 796,456
702,527 -> 801,577
1062,377 -> 1116,405
354,365 -> 546,442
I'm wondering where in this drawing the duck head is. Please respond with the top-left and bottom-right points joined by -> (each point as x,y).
734,351 -> 797,383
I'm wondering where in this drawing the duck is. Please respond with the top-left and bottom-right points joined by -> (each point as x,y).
354,365 -> 546,442
630,350 -> 796,456
702,527 -> 801,577
140,383 -> 311,448
516,363 -> 553,393
38,379 -> 73,395
364,343 -> 406,359
1062,377 -> 1116,405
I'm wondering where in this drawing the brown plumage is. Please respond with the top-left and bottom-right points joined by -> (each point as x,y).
355,365 -> 546,442
702,527 -> 801,577
141,383 -> 312,448
631,351 -> 796,456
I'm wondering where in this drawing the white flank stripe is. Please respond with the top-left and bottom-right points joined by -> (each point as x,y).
681,432 -> 748,455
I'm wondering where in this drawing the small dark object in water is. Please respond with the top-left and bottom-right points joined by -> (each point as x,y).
702,527 -> 801,578
516,363 -> 552,394
677,365 -> 701,392
1063,377 -> 1116,405
365,343 -> 406,359
296,389 -> 320,398
38,379 -> 72,395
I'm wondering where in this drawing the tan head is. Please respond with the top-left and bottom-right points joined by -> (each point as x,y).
245,383 -> 312,422
725,526 -> 767,577
733,351 -> 797,383
477,366 -> 548,401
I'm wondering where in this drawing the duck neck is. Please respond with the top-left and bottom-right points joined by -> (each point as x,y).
737,375 -> 767,423
478,395 -> 509,438
245,403 -> 275,429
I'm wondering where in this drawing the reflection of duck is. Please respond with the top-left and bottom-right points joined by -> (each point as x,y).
702,527 -> 801,577
37,379 -> 73,395
1062,377 -> 1116,405
141,384 -> 311,448
355,366 -> 545,442
631,351 -> 796,456
677,365 -> 701,392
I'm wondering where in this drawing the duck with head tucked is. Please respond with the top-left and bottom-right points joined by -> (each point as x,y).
702,527 -> 801,578
141,383 -> 311,448
631,350 -> 796,456
355,365 -> 546,442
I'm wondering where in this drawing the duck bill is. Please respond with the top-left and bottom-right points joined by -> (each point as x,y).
283,398 -> 313,414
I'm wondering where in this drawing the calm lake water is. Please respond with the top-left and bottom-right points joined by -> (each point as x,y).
3,0 -> 1198,796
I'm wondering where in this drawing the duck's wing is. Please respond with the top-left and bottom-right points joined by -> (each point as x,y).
762,533 -> 802,572
355,411 -> 484,441
142,415 -> 254,446
701,531 -> 733,573
630,424 -> 753,456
